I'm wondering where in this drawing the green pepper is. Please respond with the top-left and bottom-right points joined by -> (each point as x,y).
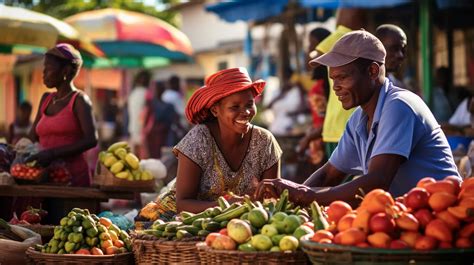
58,241 -> 65,249
57,249 -> 66,255
85,236 -> 99,247
64,242 -> 75,252
60,217 -> 69,226
82,216 -> 95,229
67,233 -> 74,242
67,215 -> 77,226
60,231 -> 68,241
53,229 -> 62,240
72,226 -> 83,233
97,224 -> 107,233
71,232 -> 83,243
86,226 -> 99,237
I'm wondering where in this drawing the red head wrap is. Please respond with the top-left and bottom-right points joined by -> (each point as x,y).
185,67 -> 265,124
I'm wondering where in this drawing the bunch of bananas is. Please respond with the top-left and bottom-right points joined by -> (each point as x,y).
98,141 -> 153,181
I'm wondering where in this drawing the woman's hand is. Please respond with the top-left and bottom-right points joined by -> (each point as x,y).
26,149 -> 55,167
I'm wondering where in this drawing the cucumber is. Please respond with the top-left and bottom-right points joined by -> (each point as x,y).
176,225 -> 200,236
212,205 -> 248,223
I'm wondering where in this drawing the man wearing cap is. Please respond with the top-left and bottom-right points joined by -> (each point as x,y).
254,30 -> 460,206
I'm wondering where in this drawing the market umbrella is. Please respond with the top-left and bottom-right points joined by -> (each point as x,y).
65,8 -> 193,67
0,5 -> 103,57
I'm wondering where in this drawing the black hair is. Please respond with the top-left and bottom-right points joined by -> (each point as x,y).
375,24 -> 407,41
309,28 -> 331,43
45,54 -> 81,78
155,81 -> 167,98
169,75 -> 181,92
133,71 -> 151,87
19,101 -> 32,112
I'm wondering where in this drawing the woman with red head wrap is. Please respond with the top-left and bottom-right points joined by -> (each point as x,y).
173,67 -> 282,213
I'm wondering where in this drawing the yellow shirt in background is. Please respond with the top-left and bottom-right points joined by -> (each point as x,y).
316,25 -> 355,143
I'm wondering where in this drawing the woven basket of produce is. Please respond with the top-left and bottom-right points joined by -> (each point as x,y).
25,247 -> 134,265
196,242 -> 309,264
132,233 -> 202,264
301,238 -> 474,265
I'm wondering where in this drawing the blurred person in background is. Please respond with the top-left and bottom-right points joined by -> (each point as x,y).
163,75 -> 187,146
128,71 -> 150,155
143,81 -> 178,158
8,101 -> 32,145
375,24 -> 409,90
267,66 -> 307,136
28,43 -> 98,187
309,9 -> 367,161
431,67 -> 453,123
296,27 -> 331,181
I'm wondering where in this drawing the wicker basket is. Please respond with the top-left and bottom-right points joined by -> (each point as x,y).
93,163 -> 154,192
132,235 -> 202,264
25,247 -> 134,265
300,237 -> 474,265
17,224 -> 55,243
196,242 -> 309,265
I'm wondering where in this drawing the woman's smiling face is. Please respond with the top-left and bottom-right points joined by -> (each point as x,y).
212,89 -> 256,134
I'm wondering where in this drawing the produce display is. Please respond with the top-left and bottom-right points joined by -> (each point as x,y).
308,176 -> 474,250
98,141 -> 153,181
140,190 -> 316,253
36,208 -> 132,255
10,161 -> 43,181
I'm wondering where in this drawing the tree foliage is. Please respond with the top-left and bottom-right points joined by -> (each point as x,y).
4,0 -> 180,26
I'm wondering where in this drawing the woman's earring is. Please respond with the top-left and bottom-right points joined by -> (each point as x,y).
63,76 -> 66,81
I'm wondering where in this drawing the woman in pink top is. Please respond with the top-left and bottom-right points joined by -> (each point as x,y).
28,44 -> 97,186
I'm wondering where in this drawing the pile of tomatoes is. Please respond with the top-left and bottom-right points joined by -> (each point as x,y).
10,164 -> 43,181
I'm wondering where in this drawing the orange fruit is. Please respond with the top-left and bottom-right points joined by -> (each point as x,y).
327,201 -> 352,224
428,192 -> 457,212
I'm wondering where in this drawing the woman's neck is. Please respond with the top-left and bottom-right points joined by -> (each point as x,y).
210,121 -> 245,147
55,82 -> 75,97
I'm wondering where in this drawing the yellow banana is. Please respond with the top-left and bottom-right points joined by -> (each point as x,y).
115,170 -> 130,179
114,148 -> 127,160
125,153 -> 140,169
103,154 -> 118,167
107,141 -> 129,152
110,161 -> 125,174
131,169 -> 142,180
98,151 -> 107,163
141,170 -> 154,181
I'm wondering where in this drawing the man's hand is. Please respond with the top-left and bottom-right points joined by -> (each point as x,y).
253,178 -> 313,206
25,149 -> 54,167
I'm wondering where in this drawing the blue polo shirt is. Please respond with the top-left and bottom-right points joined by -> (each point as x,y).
329,78 -> 460,197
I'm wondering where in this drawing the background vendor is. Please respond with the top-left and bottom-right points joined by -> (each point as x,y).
255,31 -> 460,207
28,43 -> 98,187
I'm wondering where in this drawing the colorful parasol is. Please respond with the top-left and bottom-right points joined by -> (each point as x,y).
65,8 -> 193,63
0,5 -> 103,57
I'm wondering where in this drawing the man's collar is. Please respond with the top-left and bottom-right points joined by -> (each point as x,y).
355,78 -> 390,136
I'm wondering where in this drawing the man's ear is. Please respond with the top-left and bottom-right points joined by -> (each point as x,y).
368,62 -> 380,80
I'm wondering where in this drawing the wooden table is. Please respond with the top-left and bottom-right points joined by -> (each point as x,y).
0,185 -> 135,200
0,185 -> 138,224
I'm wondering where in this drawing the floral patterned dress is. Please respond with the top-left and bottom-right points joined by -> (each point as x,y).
173,124 -> 282,200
